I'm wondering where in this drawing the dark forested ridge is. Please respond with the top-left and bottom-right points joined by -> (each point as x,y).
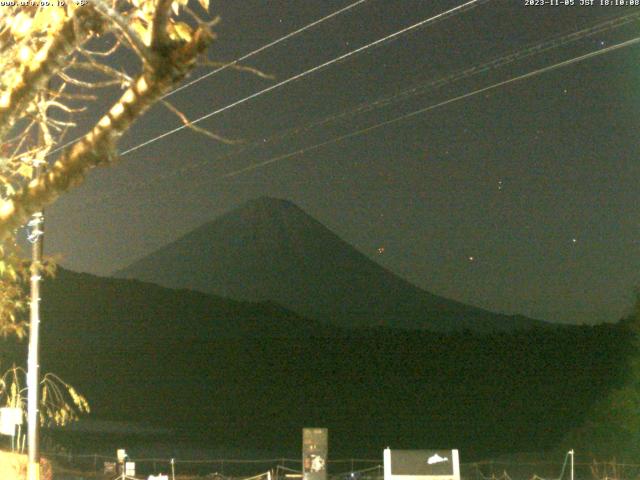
0,268 -> 631,460
115,197 -> 549,333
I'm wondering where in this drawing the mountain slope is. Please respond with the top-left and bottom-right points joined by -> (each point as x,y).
115,196 -> 547,332
41,267 -> 328,345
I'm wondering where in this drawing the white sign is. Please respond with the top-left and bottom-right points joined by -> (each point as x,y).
126,461 -> 136,476
148,476 -> 168,480
383,449 -> 460,480
0,408 -> 22,436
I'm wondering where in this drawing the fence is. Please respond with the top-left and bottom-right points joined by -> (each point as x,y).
39,451 -> 640,480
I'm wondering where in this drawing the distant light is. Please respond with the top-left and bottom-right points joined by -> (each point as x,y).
377,247 -> 385,255
468,256 -> 475,262
572,238 -> 577,244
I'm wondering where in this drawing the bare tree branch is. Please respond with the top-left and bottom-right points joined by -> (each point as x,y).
71,58 -> 133,85
161,99 -> 240,144
58,71 -> 122,89
151,0 -> 174,51
0,26 -> 212,240
78,39 -> 122,57
201,59 -> 274,80
91,0 -> 157,66
0,6 -> 107,141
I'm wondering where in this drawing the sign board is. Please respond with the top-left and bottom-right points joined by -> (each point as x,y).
303,428 -> 328,480
126,461 -> 136,476
117,449 -> 127,462
103,462 -> 116,474
383,449 -> 460,480
0,408 -> 22,436
148,476 -> 169,480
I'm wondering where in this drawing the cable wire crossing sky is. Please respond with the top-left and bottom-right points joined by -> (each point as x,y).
48,0 -> 369,157
44,1 -> 640,325
219,35 -> 640,179
118,0 -> 487,156
76,9 -> 640,207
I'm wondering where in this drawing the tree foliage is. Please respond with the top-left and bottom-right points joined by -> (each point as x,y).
0,0 -> 218,428
0,0 -> 216,335
562,291 -> 640,460
0,365 -> 90,428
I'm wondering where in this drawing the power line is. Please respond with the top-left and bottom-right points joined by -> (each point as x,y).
223,9 -> 640,165
61,11 -> 639,208
345,10 -> 640,118
118,0 -> 488,156
217,35 -> 640,179
162,0 -> 369,100
47,0 -> 369,157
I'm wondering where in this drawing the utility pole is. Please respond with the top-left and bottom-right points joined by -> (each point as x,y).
569,449 -> 574,480
26,137 -> 46,480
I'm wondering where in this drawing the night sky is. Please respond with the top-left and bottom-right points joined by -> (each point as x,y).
42,0 -> 639,325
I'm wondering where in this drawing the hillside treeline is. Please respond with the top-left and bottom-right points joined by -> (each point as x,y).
1,269 -> 634,460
